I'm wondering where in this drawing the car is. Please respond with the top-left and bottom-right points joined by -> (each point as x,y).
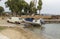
7,17 -> 24,24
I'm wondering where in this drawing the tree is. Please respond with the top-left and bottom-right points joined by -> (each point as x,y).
0,6 -> 4,16
22,1 -> 37,15
37,0 -> 42,14
5,0 -> 37,16
5,0 -> 28,16
29,1 -> 37,15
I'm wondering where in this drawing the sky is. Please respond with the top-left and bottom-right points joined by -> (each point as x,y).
0,0 -> 10,12
41,0 -> 60,15
0,0 -> 60,15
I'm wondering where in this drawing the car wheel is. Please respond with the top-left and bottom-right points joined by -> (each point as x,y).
7,20 -> 9,22
15,21 -> 20,24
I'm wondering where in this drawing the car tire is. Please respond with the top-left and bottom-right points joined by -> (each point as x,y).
15,21 -> 20,24
7,20 -> 9,23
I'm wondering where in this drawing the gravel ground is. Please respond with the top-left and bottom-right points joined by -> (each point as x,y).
0,18 -> 18,27
0,33 -> 10,39
0,28 -> 42,39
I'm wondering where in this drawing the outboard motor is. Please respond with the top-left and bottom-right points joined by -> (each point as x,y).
40,18 -> 45,24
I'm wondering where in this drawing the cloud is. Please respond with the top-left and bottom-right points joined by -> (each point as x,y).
41,0 -> 60,15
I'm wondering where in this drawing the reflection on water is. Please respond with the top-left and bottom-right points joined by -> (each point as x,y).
43,24 -> 60,39
25,23 -> 60,39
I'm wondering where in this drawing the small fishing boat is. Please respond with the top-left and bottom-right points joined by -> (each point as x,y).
23,18 -> 45,27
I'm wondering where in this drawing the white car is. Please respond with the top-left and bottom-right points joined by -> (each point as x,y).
7,17 -> 24,24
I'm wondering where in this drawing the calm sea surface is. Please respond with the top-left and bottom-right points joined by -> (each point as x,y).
26,23 -> 60,39
42,23 -> 60,39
